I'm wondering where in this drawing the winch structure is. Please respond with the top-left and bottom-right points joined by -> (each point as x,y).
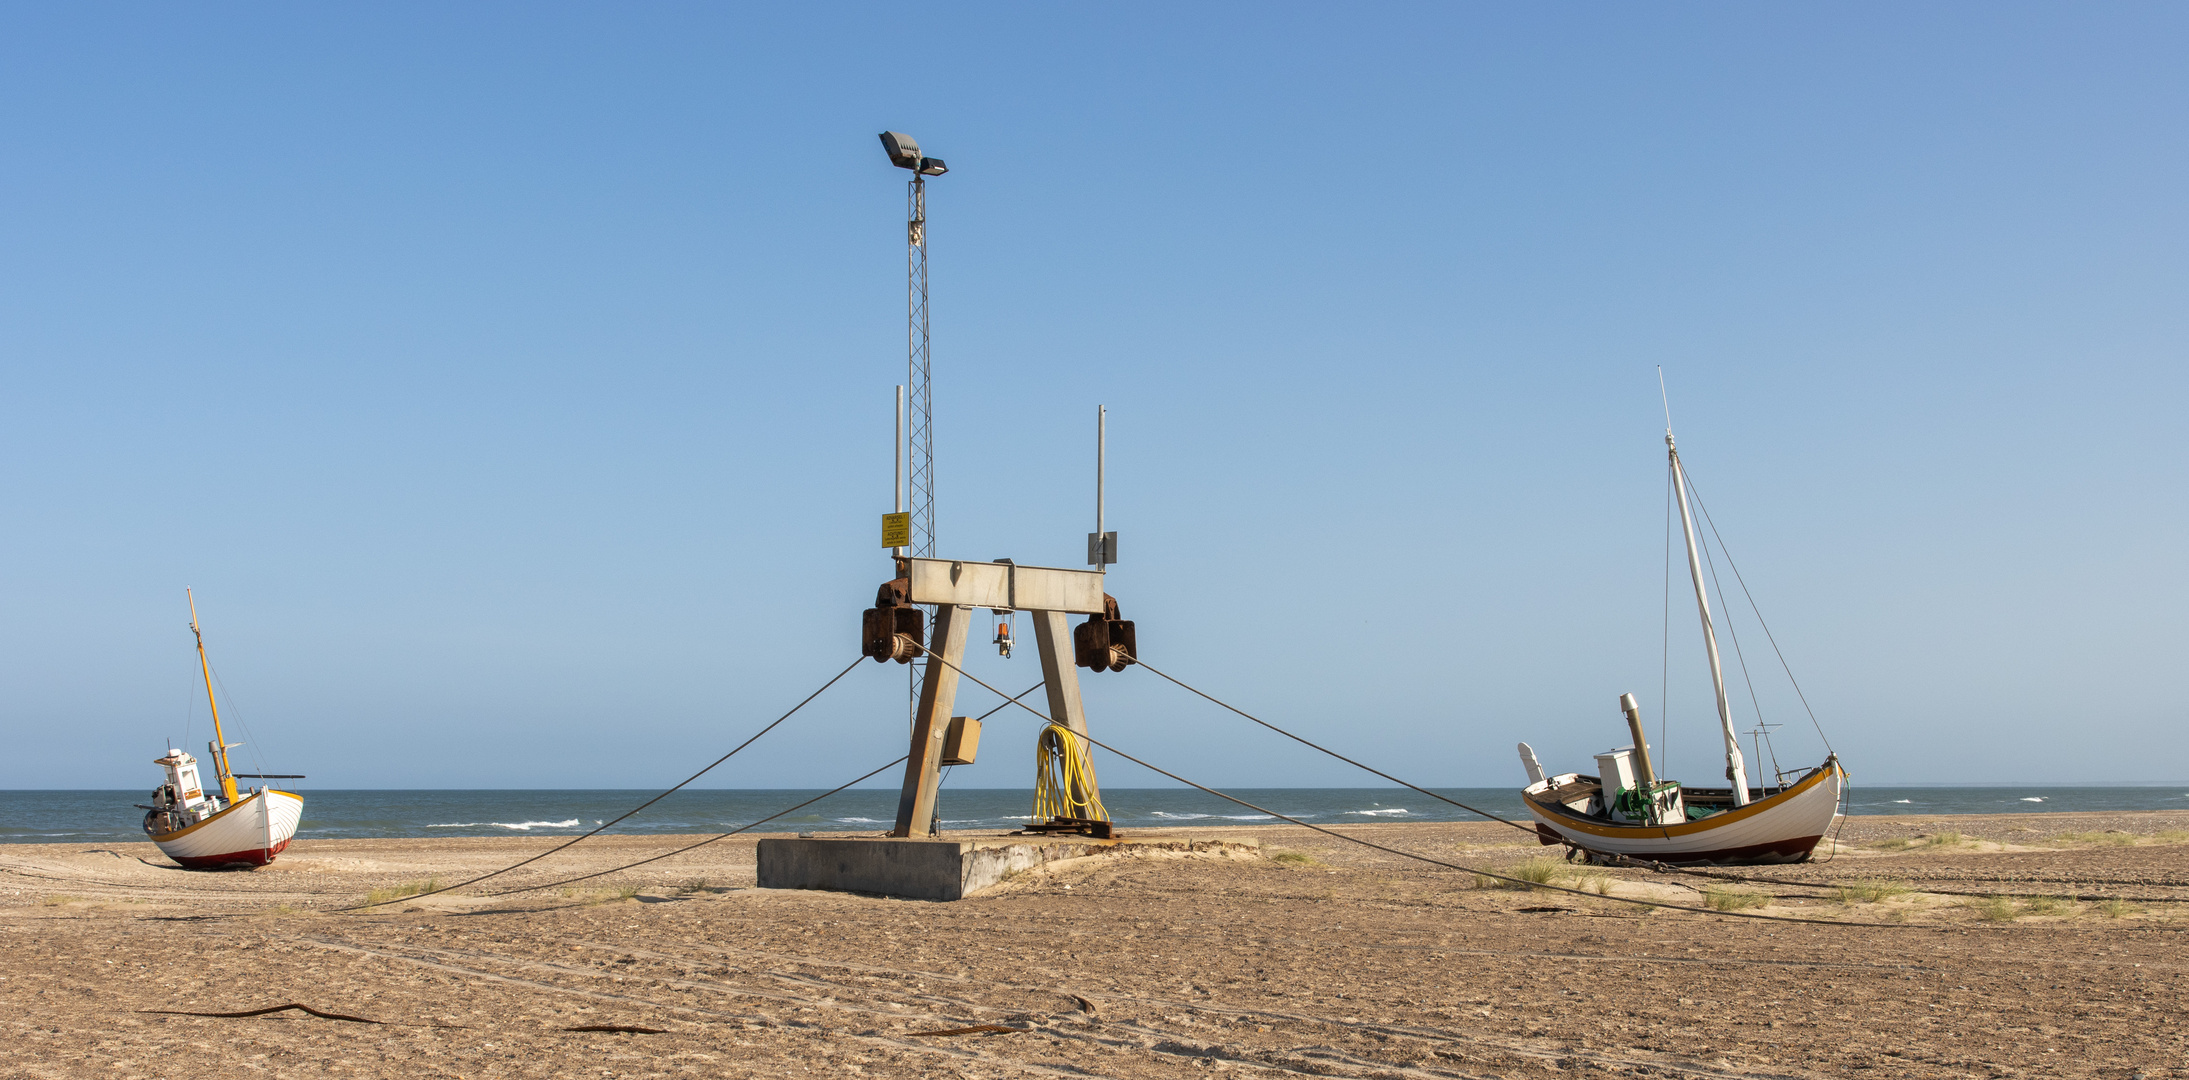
862,555 -> 1135,838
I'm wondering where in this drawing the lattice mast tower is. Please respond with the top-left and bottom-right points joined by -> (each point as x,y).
879,133 -> 949,714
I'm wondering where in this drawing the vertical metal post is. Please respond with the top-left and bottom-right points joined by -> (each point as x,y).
1088,406 -> 1117,569
1096,405 -> 1105,547
893,385 -> 903,524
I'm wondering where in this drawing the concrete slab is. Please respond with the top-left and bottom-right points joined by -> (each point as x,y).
756,834 -> 1260,901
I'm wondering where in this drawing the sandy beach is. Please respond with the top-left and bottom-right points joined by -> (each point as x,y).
5,809 -> 2186,1079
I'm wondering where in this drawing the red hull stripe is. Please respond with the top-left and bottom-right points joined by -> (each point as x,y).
170,837 -> 291,869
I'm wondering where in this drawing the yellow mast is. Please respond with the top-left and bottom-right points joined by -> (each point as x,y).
187,588 -> 240,804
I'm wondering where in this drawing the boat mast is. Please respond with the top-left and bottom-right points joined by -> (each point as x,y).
187,588 -> 240,804
1666,434 -> 1751,806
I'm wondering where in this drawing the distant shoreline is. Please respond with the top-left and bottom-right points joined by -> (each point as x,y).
7,805 -> 2189,849
10,786 -> 2187,845
8,783 -> 2189,792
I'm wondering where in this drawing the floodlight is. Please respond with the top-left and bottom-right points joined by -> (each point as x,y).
879,131 -> 922,170
917,158 -> 948,177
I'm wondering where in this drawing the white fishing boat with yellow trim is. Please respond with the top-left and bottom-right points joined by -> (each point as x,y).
139,591 -> 305,869
1518,412 -> 1845,866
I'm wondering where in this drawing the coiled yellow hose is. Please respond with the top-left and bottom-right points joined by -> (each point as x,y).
1033,724 -> 1109,823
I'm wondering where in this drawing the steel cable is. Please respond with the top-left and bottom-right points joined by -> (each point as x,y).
911,644 -> 1913,928
1123,654 -> 1541,835
487,755 -> 909,897
338,654 -> 866,911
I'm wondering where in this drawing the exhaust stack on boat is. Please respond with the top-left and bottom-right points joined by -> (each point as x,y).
1619,693 -> 1656,790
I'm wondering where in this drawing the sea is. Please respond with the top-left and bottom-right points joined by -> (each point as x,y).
4,786 -> 2188,845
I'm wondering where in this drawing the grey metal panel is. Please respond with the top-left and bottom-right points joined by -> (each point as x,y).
1009,565 -> 1105,613
906,558 -> 1105,614
907,559 -> 1011,609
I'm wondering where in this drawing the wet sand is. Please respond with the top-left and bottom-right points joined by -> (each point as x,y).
5,809 -> 2187,1079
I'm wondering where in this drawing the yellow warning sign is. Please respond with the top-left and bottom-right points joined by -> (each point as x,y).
881,512 -> 911,548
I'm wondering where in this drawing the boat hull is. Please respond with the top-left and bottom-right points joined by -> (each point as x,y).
1522,758 -> 1844,865
148,790 -> 304,869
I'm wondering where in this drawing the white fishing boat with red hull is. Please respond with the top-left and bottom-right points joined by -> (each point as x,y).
142,758 -> 303,868
140,590 -> 306,869
1518,405 -> 1845,866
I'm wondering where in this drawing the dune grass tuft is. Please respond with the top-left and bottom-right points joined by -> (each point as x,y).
1474,856 -> 1569,891
362,877 -> 441,906
1702,886 -> 1767,911
2050,830 -> 2136,847
2020,895 -> 2074,917
1834,880 -> 1911,905
1966,895 -> 2019,921
1269,850 -> 1319,867
2153,829 -> 2189,844
1920,830 -> 1965,848
1869,837 -> 1914,851
2093,898 -> 2141,919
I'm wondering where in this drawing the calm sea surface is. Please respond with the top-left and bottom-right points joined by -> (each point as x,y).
4,786 -> 2187,844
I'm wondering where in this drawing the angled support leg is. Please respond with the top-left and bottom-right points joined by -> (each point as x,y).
892,604 -> 968,837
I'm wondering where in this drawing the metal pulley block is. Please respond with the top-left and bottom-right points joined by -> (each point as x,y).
1072,593 -> 1136,673
861,576 -> 926,664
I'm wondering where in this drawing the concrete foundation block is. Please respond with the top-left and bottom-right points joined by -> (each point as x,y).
756,834 -> 1258,901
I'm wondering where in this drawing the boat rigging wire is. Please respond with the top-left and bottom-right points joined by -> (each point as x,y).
1690,485 -> 1773,764
1662,458 -> 1674,766
487,755 -> 910,897
912,644 -> 1912,928
336,653 -> 867,911
1678,467 -> 1835,754
1123,655 -> 1539,835
206,662 -> 272,782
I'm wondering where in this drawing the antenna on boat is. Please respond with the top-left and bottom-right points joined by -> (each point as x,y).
1748,720 -> 1787,787
1657,366 -> 1674,435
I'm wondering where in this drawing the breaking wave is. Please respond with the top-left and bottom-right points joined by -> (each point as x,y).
426,819 -> 582,831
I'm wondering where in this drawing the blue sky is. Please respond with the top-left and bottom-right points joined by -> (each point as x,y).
2,4 -> 2182,791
